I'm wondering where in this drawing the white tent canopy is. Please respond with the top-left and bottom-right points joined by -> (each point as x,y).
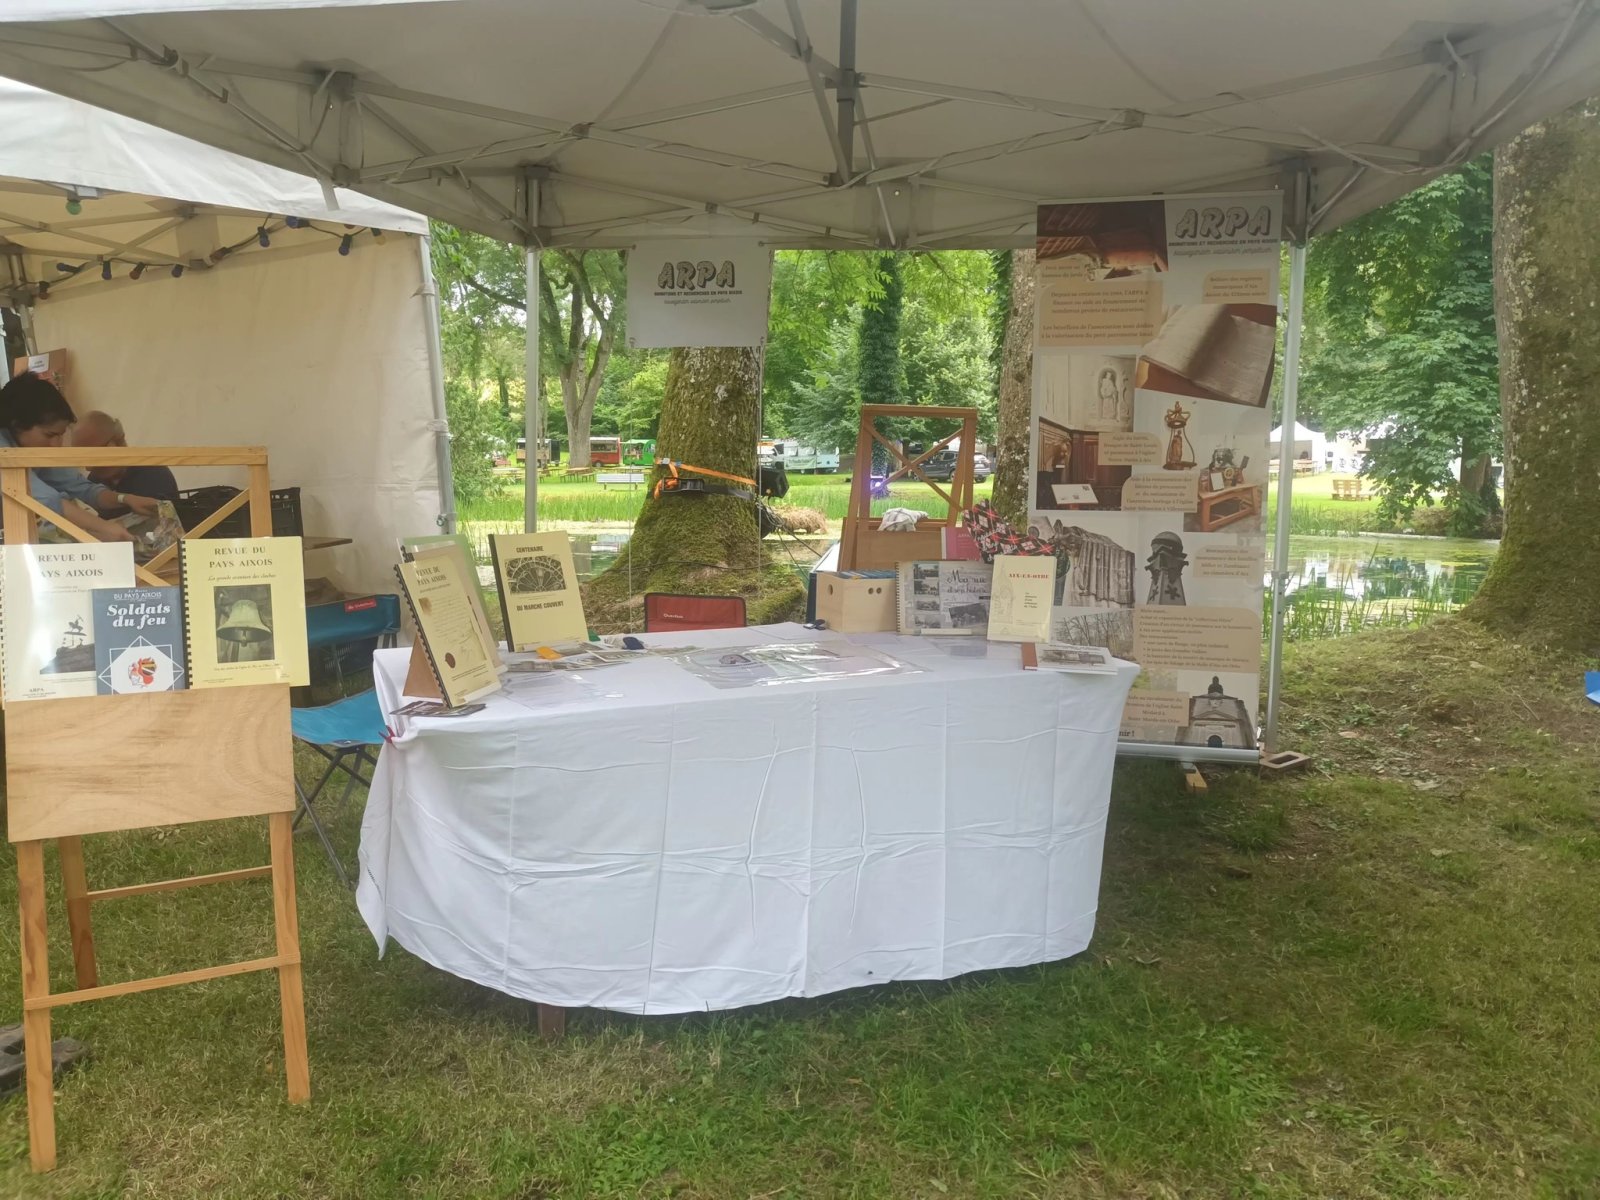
0,1 -> 1595,249
0,77 -> 449,596
1270,421 -> 1330,470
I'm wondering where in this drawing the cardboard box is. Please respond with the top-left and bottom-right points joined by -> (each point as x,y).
11,348 -> 68,386
814,570 -> 897,633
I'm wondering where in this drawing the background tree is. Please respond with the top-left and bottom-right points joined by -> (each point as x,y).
1469,100 -> 1600,651
1299,157 -> 1500,534
990,249 -> 1035,526
583,346 -> 804,628
431,226 -> 624,469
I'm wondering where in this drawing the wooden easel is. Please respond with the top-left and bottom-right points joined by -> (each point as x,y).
840,404 -> 978,571
0,445 -> 309,1173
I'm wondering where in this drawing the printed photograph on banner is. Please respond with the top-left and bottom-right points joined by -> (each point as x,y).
1135,302 -> 1277,409
1052,607 -> 1135,660
1163,195 -> 1282,306
1026,511 -> 1139,612
1032,416 -> 1134,512
1036,200 -> 1169,352
1132,522 -> 1264,610
1119,668 -> 1259,749
1123,392 -> 1270,530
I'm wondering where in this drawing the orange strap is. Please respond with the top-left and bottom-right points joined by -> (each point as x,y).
652,458 -> 758,500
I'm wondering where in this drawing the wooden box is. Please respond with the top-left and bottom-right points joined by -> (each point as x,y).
815,571 -> 898,633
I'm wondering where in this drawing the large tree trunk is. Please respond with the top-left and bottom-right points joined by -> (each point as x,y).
990,249 -> 1036,527
562,365 -> 593,468
1468,101 -> 1600,651
583,346 -> 805,631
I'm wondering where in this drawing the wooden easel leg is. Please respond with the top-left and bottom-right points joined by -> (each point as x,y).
57,836 -> 98,989
267,812 -> 311,1104
17,840 -> 57,1173
537,1004 -> 567,1041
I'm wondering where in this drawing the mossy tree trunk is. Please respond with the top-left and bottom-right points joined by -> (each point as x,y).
1468,101 -> 1600,652
583,345 -> 805,631
991,249 -> 1036,527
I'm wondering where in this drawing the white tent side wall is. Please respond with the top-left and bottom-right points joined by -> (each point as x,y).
29,235 -> 443,596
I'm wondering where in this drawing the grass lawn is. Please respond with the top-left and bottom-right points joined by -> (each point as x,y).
461,472 -> 993,529
2,619 -> 1597,1197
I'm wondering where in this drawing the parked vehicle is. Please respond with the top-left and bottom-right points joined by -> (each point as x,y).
589,436 -> 622,465
621,438 -> 657,467
759,440 -> 840,473
920,450 -> 992,484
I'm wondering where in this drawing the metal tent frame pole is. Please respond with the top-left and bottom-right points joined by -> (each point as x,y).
1264,239 -> 1307,750
416,233 -> 457,534
523,173 -> 541,533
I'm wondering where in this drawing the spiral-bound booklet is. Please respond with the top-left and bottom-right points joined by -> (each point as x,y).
181,537 -> 309,688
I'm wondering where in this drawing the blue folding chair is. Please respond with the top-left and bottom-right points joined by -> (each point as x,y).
306,594 -> 402,693
291,689 -> 387,888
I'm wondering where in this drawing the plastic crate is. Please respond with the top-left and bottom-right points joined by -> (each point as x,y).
175,485 -> 303,539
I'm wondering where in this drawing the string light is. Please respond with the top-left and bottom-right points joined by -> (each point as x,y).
37,281 -> 49,299
55,262 -> 82,275
257,227 -> 271,248
64,196 -> 82,216
100,261 -> 113,281
370,227 -> 386,244
170,264 -> 185,279
338,233 -> 354,256
130,263 -> 146,280
209,247 -> 230,265
284,215 -> 303,228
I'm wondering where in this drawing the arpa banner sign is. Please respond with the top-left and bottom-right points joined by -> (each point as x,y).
627,239 -> 771,349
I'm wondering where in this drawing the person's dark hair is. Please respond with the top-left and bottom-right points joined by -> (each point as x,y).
0,372 -> 75,437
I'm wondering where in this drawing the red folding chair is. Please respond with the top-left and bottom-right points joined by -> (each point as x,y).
642,593 -> 747,632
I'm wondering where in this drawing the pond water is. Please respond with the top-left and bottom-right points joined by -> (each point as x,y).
1271,534 -> 1499,639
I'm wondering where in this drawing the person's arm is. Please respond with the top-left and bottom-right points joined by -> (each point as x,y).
25,472 -> 134,543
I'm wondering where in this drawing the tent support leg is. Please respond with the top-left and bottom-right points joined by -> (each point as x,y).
524,244 -> 539,532
417,234 -> 457,534
1264,240 -> 1306,751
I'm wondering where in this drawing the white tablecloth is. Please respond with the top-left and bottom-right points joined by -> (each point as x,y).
356,623 -> 1137,1015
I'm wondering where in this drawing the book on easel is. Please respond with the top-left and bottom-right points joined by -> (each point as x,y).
401,535 -> 504,675
1,542 -> 136,702
395,555 -> 501,707
182,537 -> 309,688
92,586 -> 186,694
488,532 -> 587,650
1140,304 -> 1274,408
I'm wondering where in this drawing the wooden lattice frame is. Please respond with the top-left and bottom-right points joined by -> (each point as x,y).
0,445 -> 308,1173
840,405 -> 979,572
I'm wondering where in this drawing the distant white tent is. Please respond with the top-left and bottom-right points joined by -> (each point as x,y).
1270,421 -> 1329,472
0,78 -> 451,595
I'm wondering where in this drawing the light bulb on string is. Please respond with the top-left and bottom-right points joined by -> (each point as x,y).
37,281 -> 49,299
55,262 -> 82,275
101,261 -> 113,281
130,263 -> 146,280
370,227 -> 386,245
171,264 -> 185,279
257,227 -> 271,248
64,196 -> 82,216
209,247 -> 230,265
338,234 -> 354,256
284,215 -> 303,229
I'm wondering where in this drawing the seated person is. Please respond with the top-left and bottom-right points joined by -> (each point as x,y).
0,374 -> 160,543
69,410 -> 179,518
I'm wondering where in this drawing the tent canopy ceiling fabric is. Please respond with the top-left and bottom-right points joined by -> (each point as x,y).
0,75 -> 424,289
0,1 -> 1594,250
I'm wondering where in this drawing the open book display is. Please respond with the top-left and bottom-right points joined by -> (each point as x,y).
1139,304 -> 1274,408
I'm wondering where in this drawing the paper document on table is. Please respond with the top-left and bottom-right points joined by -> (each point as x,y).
672,641 -> 914,689
987,554 -> 1057,643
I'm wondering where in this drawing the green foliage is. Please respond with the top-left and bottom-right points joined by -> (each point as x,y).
442,376 -> 501,503
788,317 -> 862,453
1300,158 -> 1499,530
857,251 -> 905,410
